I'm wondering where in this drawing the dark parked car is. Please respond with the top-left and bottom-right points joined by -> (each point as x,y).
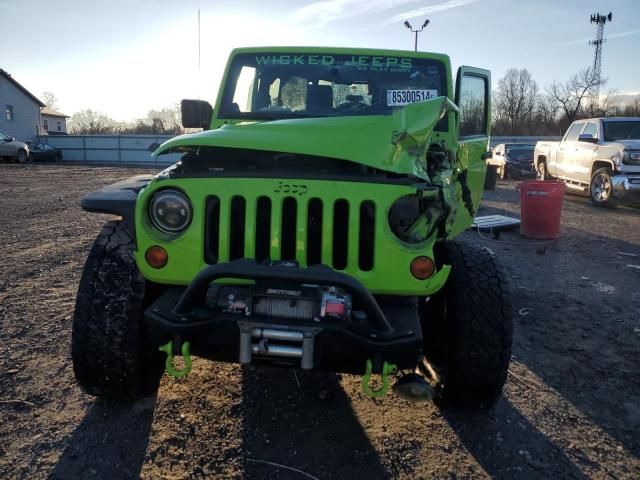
28,143 -> 62,162
492,143 -> 535,179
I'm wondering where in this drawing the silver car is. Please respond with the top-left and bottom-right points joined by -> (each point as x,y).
0,130 -> 30,163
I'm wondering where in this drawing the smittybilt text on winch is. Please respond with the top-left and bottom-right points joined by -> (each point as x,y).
73,47 -> 512,406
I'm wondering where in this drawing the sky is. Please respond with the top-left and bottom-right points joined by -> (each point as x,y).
1,0 -> 639,121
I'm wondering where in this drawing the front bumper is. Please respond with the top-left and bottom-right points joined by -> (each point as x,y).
145,260 -> 424,374
612,174 -> 640,203
506,162 -> 536,179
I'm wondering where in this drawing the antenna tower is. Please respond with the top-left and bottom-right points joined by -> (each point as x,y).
588,11 -> 612,105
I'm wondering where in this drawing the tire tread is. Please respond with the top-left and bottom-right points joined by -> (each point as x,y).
72,220 -> 162,400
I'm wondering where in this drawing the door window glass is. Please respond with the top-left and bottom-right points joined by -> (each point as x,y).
232,66 -> 257,112
459,75 -> 487,137
564,123 -> 584,142
583,122 -> 598,138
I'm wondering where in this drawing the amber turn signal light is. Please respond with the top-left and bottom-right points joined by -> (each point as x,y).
410,256 -> 435,280
145,246 -> 168,268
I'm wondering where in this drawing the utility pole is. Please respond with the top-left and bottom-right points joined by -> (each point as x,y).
589,11 -> 612,106
404,19 -> 430,52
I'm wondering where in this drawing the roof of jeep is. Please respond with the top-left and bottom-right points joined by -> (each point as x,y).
230,46 -> 450,64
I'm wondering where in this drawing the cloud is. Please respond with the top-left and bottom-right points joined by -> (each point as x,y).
386,0 -> 478,25
607,29 -> 640,40
555,28 -> 640,47
291,0 -> 418,28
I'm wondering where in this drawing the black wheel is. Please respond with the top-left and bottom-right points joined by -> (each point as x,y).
589,167 -> 618,208
421,242 -> 513,407
536,161 -> 548,180
72,220 -> 164,399
15,149 -> 28,164
55,151 -> 62,162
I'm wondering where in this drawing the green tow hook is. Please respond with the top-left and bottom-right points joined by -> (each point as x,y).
158,341 -> 192,377
361,359 -> 397,398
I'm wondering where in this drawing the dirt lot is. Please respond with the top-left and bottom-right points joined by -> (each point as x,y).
0,163 -> 639,479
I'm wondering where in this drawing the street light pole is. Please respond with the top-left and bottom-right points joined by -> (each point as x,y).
404,19 -> 430,52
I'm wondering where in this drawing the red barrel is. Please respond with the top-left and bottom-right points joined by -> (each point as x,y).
520,180 -> 565,239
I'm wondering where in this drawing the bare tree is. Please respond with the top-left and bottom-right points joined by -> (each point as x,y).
68,109 -> 119,134
531,94 -> 562,135
67,105 -> 186,135
623,95 -> 640,117
587,88 -> 621,117
547,67 -> 606,125
119,105 -> 183,135
493,68 -> 538,135
42,91 -> 59,109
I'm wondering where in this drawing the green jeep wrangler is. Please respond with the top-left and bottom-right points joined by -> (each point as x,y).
73,47 -> 512,406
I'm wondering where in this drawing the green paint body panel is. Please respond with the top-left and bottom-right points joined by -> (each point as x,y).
134,47 -> 491,297
155,97 -> 458,179
135,177 -> 451,295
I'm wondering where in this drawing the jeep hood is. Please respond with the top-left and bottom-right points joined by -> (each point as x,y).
153,97 -> 457,179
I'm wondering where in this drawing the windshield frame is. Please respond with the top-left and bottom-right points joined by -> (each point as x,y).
216,49 -> 450,122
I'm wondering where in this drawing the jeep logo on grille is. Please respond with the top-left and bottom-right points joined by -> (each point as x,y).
274,182 -> 308,195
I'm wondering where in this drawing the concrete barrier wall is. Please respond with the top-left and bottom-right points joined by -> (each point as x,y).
38,134 -> 181,166
37,134 -> 562,167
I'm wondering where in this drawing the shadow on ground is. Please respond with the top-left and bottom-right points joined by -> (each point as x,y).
50,396 -> 157,480
240,366 -> 389,479
470,185 -> 640,463
443,398 -> 589,480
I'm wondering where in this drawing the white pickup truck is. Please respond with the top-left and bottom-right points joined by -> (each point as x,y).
534,117 -> 640,207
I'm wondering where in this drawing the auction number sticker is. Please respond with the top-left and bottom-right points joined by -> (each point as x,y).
387,89 -> 438,106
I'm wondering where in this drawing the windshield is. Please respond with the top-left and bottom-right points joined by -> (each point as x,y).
219,52 -> 447,120
603,121 -> 640,142
506,146 -> 534,161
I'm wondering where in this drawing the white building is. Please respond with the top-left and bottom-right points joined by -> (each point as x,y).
41,107 -> 69,134
0,68 -> 44,142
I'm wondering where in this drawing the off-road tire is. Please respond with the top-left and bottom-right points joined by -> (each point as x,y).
589,167 -> 618,208
72,220 -> 163,399
422,242 -> 513,407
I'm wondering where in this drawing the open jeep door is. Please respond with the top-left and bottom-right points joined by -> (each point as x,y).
454,66 -> 491,224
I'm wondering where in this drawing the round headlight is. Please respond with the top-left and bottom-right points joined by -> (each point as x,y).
149,190 -> 192,233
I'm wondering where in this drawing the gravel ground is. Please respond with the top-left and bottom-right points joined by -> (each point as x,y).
0,163 -> 639,479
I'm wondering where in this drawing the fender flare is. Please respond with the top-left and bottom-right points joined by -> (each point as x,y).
80,175 -> 153,241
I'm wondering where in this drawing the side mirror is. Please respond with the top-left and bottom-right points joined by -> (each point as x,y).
578,134 -> 598,144
181,99 -> 213,129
